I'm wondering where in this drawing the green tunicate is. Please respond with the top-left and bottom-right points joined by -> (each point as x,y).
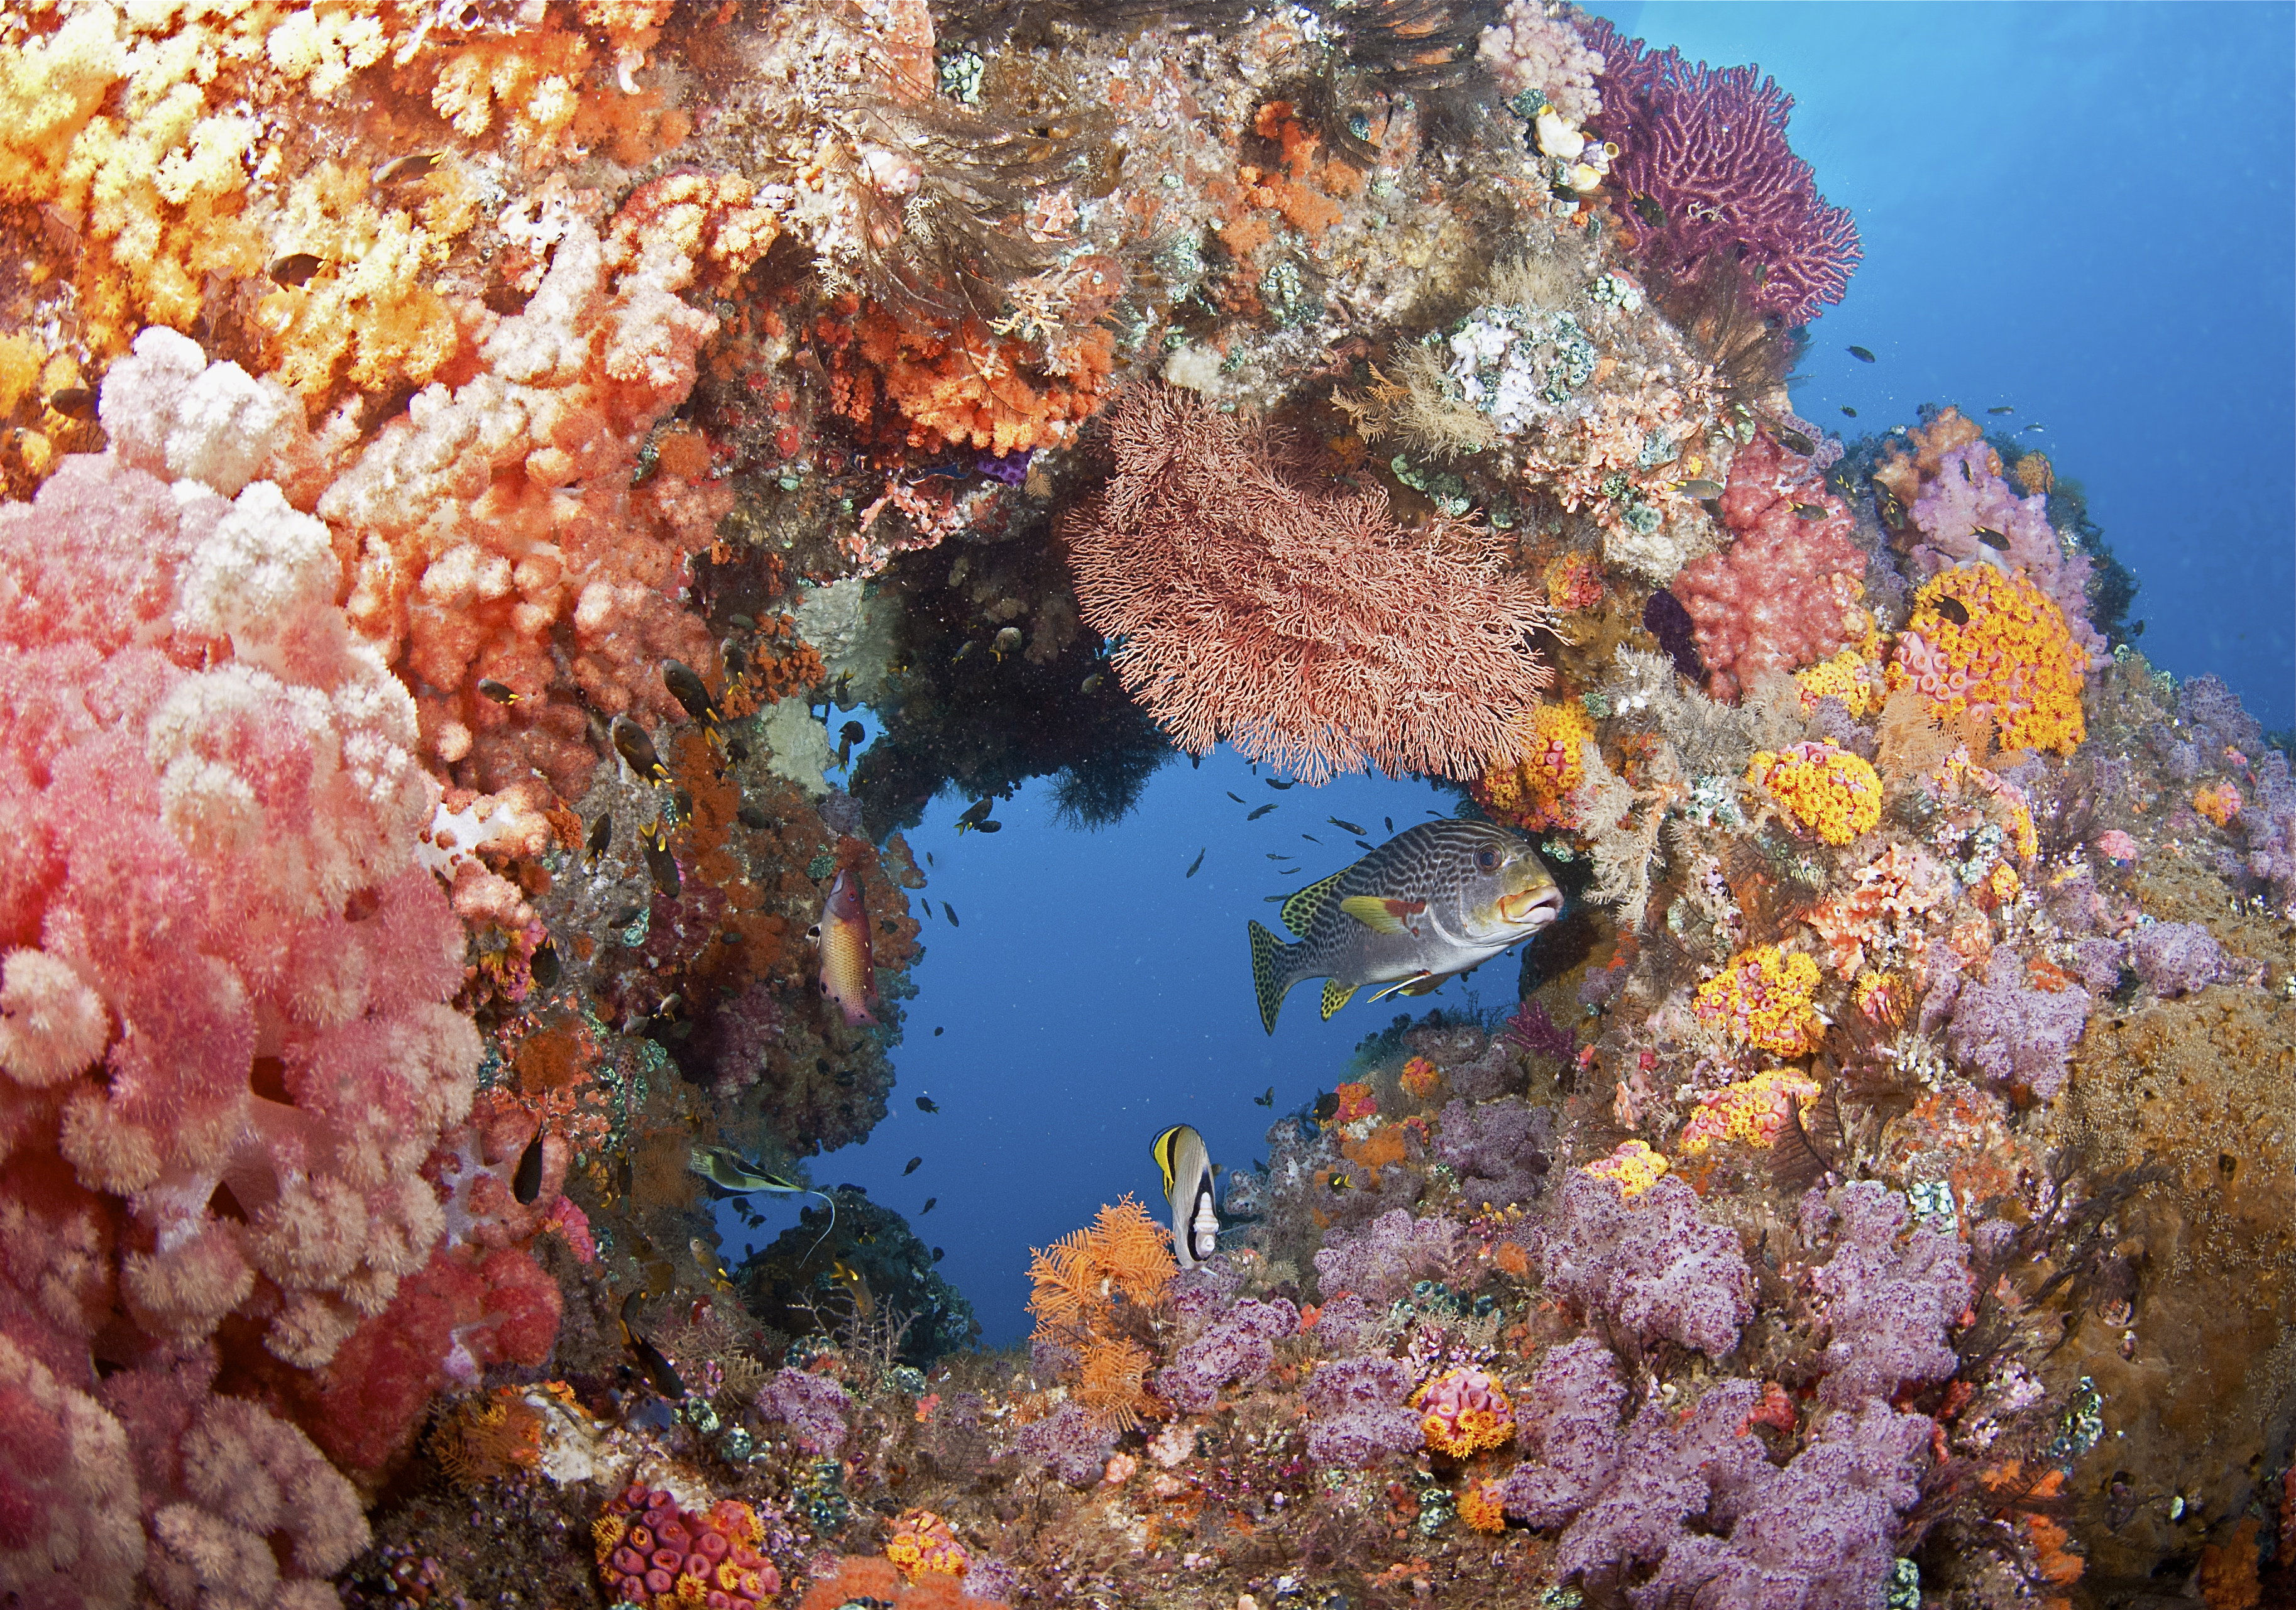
1415,1485 -> 1454,1536
1258,258 -> 1319,328
1637,430 -> 1678,469
1906,1178 -> 1957,1235
1600,472 -> 1630,500
937,49 -> 984,104
2047,1377 -> 2104,1465
885,1364 -> 928,1396
1580,691 -> 1612,719
1884,1560 -> 1920,1610
806,852 -> 838,881
1621,497 -> 1662,535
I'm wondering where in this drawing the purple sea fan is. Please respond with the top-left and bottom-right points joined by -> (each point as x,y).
1300,1355 -> 1421,1467
1801,1183 -> 1969,1408
1535,1171 -> 1752,1357
1579,19 -> 1862,326
1312,1208 -> 1461,1303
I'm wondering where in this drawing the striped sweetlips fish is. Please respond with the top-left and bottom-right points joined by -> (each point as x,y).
1247,819 -> 1563,1033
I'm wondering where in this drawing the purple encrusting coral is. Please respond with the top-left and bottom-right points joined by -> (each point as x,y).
1803,1183 -> 1970,1408
1300,1356 -> 1420,1467
2126,921 -> 2231,997
1154,1296 -> 1298,1412
1312,1208 -> 1461,1303
755,1368 -> 853,1454
1579,19 -> 1862,325
1944,946 -> 2092,1099
1535,1172 -> 1752,1357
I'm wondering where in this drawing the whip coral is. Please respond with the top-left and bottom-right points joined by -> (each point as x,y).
1065,385 -> 1555,783
1747,740 -> 1882,845
1695,945 -> 1825,1058
1581,19 -> 1862,325
1887,566 -> 2088,756
1673,430 -> 1867,701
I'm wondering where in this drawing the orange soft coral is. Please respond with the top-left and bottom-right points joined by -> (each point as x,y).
853,307 -> 1114,455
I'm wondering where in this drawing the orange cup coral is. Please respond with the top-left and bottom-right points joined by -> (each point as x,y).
1695,946 -> 1825,1058
1413,1367 -> 1515,1459
1887,566 -> 2088,755
1747,740 -> 1883,846
1678,1070 -> 1822,1156
886,1509 -> 969,1580
1581,1139 -> 1669,1197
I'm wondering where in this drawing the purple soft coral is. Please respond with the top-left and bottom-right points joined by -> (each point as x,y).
1536,1172 -> 1752,1357
1803,1183 -> 1969,1408
755,1368 -> 852,1455
1300,1356 -> 1421,1467
1579,19 -> 1860,326
1945,946 -> 2091,1100
1312,1208 -> 1461,1304
1435,1097 -> 1553,1211
1154,1297 -> 1299,1413
2126,921 -> 2230,998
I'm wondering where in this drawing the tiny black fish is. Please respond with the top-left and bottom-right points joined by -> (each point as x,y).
944,902 -> 959,927
642,823 -> 679,899
917,1095 -> 938,1112
737,805 -> 770,830
1987,405 -> 2015,415
920,1197 -> 936,1214
1841,405 -> 1858,417
530,936 -> 559,989
662,660 -> 722,731
933,1026 -> 943,1035
1959,458 -> 1973,483
904,1156 -> 922,1175
1629,192 -> 1666,228
1082,671 -> 1104,694
919,898 -> 933,919
1267,778 -> 1296,790
1302,833 -> 1320,843
586,814 -> 612,867
1255,1085 -> 1274,1107
477,677 -> 520,704
1793,503 -> 1828,519
2023,422 -> 2046,433
1247,803 -> 1277,821
612,716 -> 671,784
722,643 -> 747,676
1933,596 -> 1971,627
663,787 -> 693,830
1776,425 -> 1817,456
1384,817 -> 1394,832
974,820 -> 1001,834
608,904 -> 644,928
840,720 -> 865,746
725,738 -> 749,762
619,1293 -> 686,1398
1874,484 -> 1908,531
951,640 -> 974,662
47,386 -> 95,419
2128,619 -> 2145,638
268,251 -> 323,287
1329,817 -> 1365,835
956,797 -> 994,830
513,1131 -> 546,1205
1973,527 -> 2010,551
1186,848 -> 1205,877
1226,791 -> 1245,804
1312,1091 -> 1339,1121
1847,345 -> 1876,363
1674,478 -> 1725,499
1356,840 -> 1374,850
1266,853 -> 1295,862
926,850 -> 935,868
931,1247 -> 944,1262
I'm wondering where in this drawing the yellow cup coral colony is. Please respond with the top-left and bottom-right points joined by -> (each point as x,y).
1886,566 -> 2089,755
1412,1367 -> 1515,1460
1746,740 -> 1884,846
1794,646 -> 1887,718
2193,782 -> 2243,828
1459,1477 -> 1509,1533
1476,699 -> 1597,830
1678,1070 -> 1823,1156
1694,946 -> 1826,1059
885,1508 -> 969,1580
1581,1139 -> 1669,1197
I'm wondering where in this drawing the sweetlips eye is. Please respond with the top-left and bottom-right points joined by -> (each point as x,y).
1476,848 -> 1498,872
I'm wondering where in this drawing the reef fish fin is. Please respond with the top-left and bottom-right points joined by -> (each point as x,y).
1279,869 -> 1347,938
1338,894 -> 1429,934
1320,978 -> 1360,1019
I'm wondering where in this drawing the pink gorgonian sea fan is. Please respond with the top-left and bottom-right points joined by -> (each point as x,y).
1062,385 -> 1554,785
1579,18 -> 1862,327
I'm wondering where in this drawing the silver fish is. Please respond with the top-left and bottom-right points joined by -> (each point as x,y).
1246,821 -> 1563,1033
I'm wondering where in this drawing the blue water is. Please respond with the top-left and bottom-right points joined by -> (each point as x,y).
736,3 -> 2296,1349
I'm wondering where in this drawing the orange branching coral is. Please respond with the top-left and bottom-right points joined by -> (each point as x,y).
428,1387 -> 544,1490
1025,1197 -> 1177,1342
1399,1056 -> 1444,1099
1888,566 -> 2088,755
854,307 -> 1115,455
1334,1081 -> 1378,1123
2012,451 -> 2055,496
1678,1070 -> 1821,1155
1694,945 -> 1825,1058
1074,1335 -> 1161,1432
1543,550 -> 1608,613
1747,740 -> 1882,846
1582,1139 -> 1668,1197
1476,700 -> 1596,830
885,1508 -> 969,1580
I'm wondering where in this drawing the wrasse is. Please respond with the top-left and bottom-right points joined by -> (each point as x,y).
813,866 -> 878,1026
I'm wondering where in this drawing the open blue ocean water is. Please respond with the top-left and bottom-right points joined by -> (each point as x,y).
730,1 -> 2296,1349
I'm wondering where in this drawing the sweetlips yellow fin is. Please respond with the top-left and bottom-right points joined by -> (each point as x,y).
1249,921 -> 1302,1034
1338,894 -> 1427,933
1363,971 -> 1436,1007
1279,870 -> 1346,938
1321,978 -> 1359,1019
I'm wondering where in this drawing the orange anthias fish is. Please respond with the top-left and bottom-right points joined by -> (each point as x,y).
814,865 -> 879,1026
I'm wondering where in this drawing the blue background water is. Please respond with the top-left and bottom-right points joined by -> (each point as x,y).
729,3 -> 2296,1349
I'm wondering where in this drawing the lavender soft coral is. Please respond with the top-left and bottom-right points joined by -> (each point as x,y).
1435,1097 -> 1552,1211
2126,921 -> 2231,999
1535,1173 -> 1752,1357
1908,440 -> 2102,662
1803,1183 -> 1970,1408
1154,1296 -> 1297,1413
1312,1208 -> 1461,1304
755,1368 -> 852,1455
1945,947 -> 2091,1099
1301,1356 -> 1420,1468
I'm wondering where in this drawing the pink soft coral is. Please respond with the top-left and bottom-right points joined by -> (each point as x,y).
1673,431 -> 1867,701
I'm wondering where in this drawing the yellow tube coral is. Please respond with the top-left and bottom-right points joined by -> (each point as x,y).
1747,739 -> 1883,846
1695,946 -> 1825,1058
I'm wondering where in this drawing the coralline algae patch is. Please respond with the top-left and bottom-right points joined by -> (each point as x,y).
1747,738 -> 1882,845
1693,945 -> 1826,1058
1888,566 -> 2089,754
